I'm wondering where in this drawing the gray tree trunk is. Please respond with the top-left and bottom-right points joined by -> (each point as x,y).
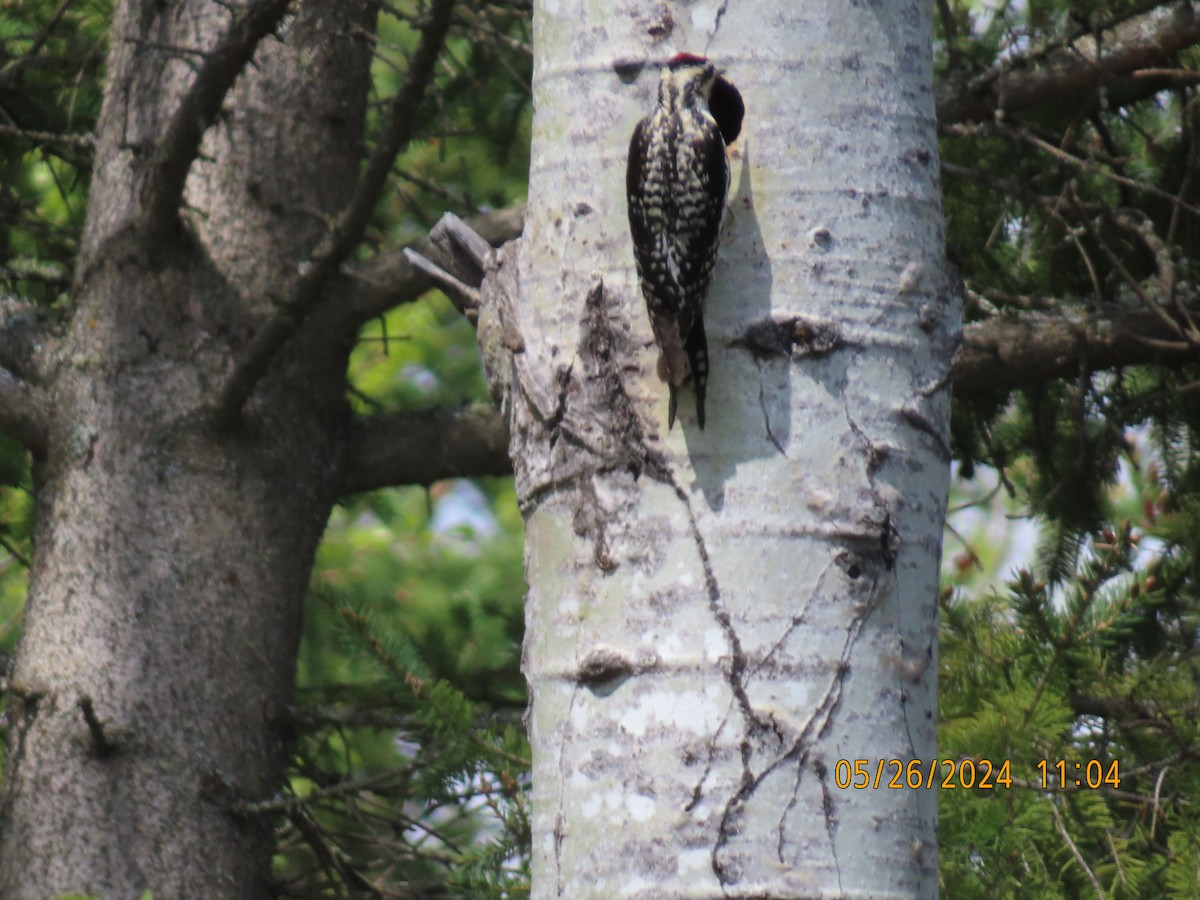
0,1 -> 375,896
494,1 -> 956,896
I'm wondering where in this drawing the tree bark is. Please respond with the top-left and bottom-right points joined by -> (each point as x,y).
489,1 -> 954,896
0,1 -> 376,895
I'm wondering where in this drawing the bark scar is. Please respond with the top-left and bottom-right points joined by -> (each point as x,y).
642,468 -> 792,886
546,280 -> 669,570
754,359 -> 786,455
813,759 -> 845,894
731,315 -> 843,455
708,552 -> 883,886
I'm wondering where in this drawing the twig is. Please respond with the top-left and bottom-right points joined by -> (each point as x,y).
0,122 -> 94,152
402,248 -> 481,319
1044,199 -> 1104,305
1072,195 -> 1196,344
287,807 -> 380,895
211,0 -> 458,431
943,521 -> 985,572
400,212 -> 496,319
1132,67 -> 1200,82
339,202 -> 523,328
1016,127 -> 1200,220
0,532 -> 30,569
1048,797 -> 1106,899
1106,829 -> 1127,887
1150,765 -> 1168,839
234,770 -> 409,816
77,694 -> 117,758
1166,118 -> 1198,250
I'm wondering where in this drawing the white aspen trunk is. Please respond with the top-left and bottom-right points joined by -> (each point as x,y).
501,1 -> 956,896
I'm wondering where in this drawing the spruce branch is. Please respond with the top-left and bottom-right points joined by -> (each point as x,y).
340,404 -> 511,495
342,298 -> 1200,491
0,370 -> 48,454
937,2 -> 1200,125
954,300 -> 1200,396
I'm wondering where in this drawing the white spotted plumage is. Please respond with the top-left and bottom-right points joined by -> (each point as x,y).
626,54 -> 731,430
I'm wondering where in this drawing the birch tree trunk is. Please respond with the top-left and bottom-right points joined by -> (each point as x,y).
499,2 -> 957,895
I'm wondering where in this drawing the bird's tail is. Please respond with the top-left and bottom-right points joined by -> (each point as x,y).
685,315 -> 708,430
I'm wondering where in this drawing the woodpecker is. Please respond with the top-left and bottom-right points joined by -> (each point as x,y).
626,53 -> 743,430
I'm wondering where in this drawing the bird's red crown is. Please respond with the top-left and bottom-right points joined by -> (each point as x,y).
667,52 -> 709,69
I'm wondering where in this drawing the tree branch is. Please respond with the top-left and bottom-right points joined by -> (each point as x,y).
0,296 -> 49,381
211,0 -> 457,432
333,154 -> 1200,492
953,302 -> 1200,396
937,2 -> 1200,125
337,297 -> 1200,491
338,203 -> 524,329
339,404 -> 511,495
0,370 -> 48,454
0,122 -> 94,153
139,0 -> 293,235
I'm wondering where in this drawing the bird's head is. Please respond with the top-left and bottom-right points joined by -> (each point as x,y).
659,53 -> 718,109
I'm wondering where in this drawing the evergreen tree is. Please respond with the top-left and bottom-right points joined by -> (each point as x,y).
0,0 -> 1197,896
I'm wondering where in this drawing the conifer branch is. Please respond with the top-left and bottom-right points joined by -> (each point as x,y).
340,404 -> 510,495
954,299 -> 1200,396
937,2 -> 1200,125
0,370 -> 48,454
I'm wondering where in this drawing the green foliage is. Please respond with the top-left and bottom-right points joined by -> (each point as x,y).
276,462 -> 529,895
942,470 -> 1200,896
266,4 -> 533,895
365,2 -> 531,247
0,0 -> 107,303
351,293 -> 491,412
2,0 -> 1199,896
937,0 -> 1200,894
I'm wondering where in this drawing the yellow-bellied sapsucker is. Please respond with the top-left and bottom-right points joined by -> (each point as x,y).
626,53 -> 743,430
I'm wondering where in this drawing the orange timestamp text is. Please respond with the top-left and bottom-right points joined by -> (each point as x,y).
834,758 -> 1121,790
